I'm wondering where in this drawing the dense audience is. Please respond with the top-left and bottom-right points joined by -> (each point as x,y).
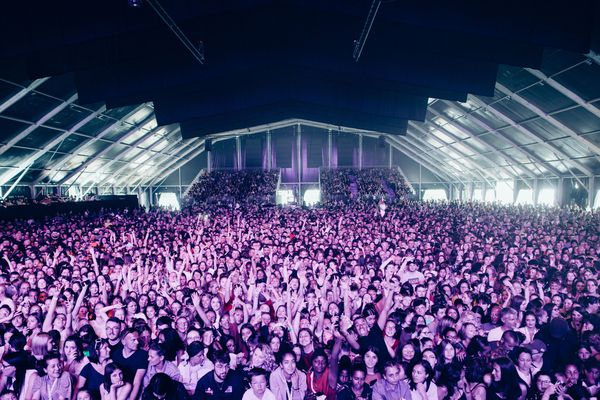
0,175 -> 597,400
0,193 -> 98,208
321,168 -> 412,205
184,170 -> 278,207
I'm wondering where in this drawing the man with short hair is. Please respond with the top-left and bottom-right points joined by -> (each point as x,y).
243,368 -> 277,400
194,350 -> 245,399
105,317 -> 123,353
372,361 -> 412,400
179,341 -> 214,395
111,328 -> 148,400
487,307 -> 518,342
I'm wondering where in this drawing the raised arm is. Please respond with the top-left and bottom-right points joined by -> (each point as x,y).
328,334 -> 343,390
377,287 -> 394,331
71,284 -> 88,320
191,292 -> 212,327
42,283 -> 62,332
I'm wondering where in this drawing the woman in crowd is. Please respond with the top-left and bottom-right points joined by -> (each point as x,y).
100,364 -> 131,400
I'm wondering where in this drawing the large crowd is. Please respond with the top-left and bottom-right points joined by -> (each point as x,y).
184,171 -> 278,208
321,169 -> 413,205
0,194 -> 98,208
0,170 -> 597,400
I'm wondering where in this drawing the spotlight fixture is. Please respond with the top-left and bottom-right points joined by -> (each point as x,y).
128,0 -> 143,8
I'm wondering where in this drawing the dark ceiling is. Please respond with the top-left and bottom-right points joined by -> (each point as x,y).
1,0 -> 599,139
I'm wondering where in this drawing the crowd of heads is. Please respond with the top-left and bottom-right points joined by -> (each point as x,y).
0,169 -> 596,400
0,192 -> 98,208
184,170 -> 278,208
321,168 -> 412,205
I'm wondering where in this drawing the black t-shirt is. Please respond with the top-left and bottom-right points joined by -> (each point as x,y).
80,363 -> 104,400
193,371 -> 246,400
358,324 -> 391,366
112,348 -> 149,383
109,341 -> 124,357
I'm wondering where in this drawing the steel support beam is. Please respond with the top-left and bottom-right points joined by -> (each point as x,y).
409,121 -> 504,179
142,140 -> 206,190
76,124 -> 167,187
468,96 -> 594,176
588,175 -> 596,209
408,124 -> 496,185
57,114 -> 156,185
35,104 -> 148,184
496,83 -> 600,157
525,68 -> 600,120
266,130 -> 272,170
0,93 -> 78,157
0,78 -> 50,114
386,136 -> 458,184
113,137 -> 188,187
429,108 -> 535,182
444,100 -> 563,178
135,137 -> 207,189
402,131 -> 481,183
0,101 -> 106,186
91,127 -> 182,188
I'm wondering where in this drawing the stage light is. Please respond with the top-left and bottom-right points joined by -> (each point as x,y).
128,0 -> 143,8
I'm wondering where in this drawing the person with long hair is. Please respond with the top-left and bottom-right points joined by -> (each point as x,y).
247,344 -> 277,372
100,363 -> 131,400
458,357 -> 487,400
437,340 -> 457,366
141,373 -> 189,400
517,312 -> 539,345
75,339 -> 112,400
20,333 -> 52,400
487,357 -> 526,400
62,335 -> 87,378
363,347 -> 382,386
156,328 -> 185,364
408,360 -> 438,400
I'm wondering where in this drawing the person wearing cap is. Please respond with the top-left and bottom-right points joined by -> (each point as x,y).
525,340 -> 547,376
179,341 -> 214,395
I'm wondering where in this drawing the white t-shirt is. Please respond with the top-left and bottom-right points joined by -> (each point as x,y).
242,388 -> 277,400
410,381 -> 439,400
401,270 -> 425,284
487,326 -> 506,342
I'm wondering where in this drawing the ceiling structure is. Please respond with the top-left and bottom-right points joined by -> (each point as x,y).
0,0 -> 599,192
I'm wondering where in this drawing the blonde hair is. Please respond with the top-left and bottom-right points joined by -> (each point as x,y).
31,333 -> 51,360
251,344 -> 277,372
